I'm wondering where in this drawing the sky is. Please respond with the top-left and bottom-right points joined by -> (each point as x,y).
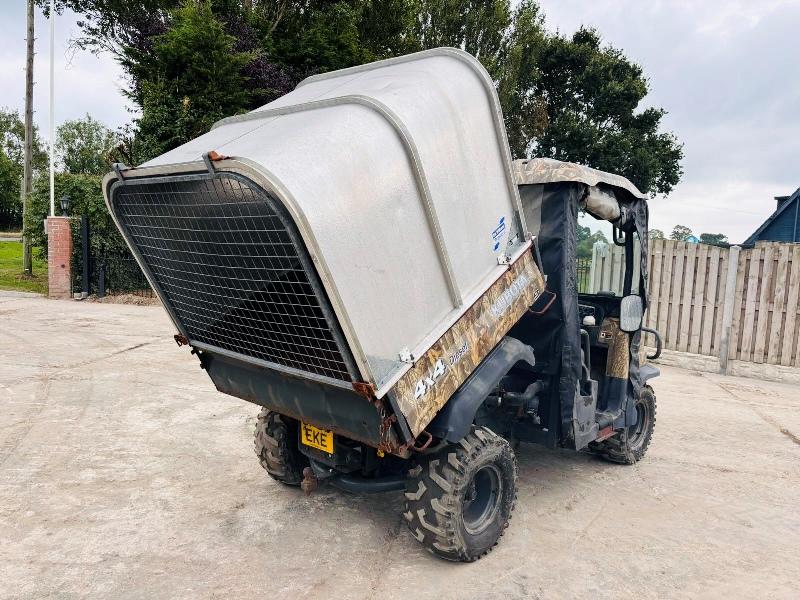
0,4 -> 133,137
1,1 -> 798,243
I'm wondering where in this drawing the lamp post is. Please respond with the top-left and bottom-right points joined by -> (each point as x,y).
59,195 -> 70,217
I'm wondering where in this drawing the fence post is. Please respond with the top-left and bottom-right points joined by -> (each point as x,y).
718,245 -> 741,374
81,215 -> 90,299
98,263 -> 106,298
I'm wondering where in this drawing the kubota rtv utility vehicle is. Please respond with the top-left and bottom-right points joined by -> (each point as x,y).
105,48 -> 661,561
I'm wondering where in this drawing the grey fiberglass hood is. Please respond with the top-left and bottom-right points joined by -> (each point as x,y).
106,48 -> 530,396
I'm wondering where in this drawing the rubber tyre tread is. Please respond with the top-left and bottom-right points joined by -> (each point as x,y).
597,385 -> 657,465
403,426 -> 517,562
254,408 -> 309,486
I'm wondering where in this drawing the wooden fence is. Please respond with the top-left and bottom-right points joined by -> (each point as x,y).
589,239 -> 800,368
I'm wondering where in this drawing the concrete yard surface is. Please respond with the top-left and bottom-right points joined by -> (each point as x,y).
1,293 -> 799,599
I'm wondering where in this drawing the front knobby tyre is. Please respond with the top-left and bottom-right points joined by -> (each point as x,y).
403,427 -> 517,562
254,408 -> 309,486
597,385 -> 657,465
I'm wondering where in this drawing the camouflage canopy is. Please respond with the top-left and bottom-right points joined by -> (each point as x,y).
513,158 -> 648,202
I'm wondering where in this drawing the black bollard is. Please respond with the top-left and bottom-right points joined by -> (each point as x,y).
98,263 -> 106,298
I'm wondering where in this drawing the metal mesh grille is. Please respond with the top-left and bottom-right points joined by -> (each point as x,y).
112,174 -> 353,382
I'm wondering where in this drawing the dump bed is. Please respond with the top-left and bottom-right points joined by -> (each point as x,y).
104,48 -> 545,445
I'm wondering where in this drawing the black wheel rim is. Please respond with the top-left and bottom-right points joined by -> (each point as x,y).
462,464 -> 503,535
627,399 -> 650,451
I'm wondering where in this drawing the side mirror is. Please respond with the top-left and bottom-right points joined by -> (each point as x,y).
620,295 -> 643,333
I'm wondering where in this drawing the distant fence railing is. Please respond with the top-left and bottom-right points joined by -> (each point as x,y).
97,253 -> 154,298
589,239 -> 800,369
576,257 -> 591,293
69,215 -> 153,299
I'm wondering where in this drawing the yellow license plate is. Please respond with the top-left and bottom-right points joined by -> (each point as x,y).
300,422 -> 334,454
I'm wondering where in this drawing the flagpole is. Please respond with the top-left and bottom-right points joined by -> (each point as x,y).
49,0 -> 55,217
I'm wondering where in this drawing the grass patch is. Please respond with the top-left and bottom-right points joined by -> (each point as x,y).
0,241 -> 48,294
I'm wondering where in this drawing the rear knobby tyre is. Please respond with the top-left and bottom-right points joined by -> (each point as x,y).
254,409 -> 309,486
403,427 -> 517,562
597,385 -> 657,465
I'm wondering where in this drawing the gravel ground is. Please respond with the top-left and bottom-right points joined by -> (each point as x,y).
1,292 -> 798,599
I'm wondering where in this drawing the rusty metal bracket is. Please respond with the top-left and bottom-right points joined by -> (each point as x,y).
528,289 -> 557,316
174,333 -> 189,347
379,413 -> 397,439
595,425 -> 615,443
352,381 -> 377,400
402,430 -> 434,453
375,398 -> 400,454
202,151 -> 229,174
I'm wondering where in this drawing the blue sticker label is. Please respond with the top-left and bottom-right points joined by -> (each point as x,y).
492,216 -> 506,251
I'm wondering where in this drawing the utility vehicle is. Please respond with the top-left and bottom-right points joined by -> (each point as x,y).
104,48 -> 661,561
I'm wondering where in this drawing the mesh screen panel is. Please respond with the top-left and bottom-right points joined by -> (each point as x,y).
112,174 -> 353,382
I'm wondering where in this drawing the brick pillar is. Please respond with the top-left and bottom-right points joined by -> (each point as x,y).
47,216 -> 72,299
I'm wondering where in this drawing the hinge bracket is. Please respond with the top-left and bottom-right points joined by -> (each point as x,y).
202,150 -> 229,174
352,381 -> 376,400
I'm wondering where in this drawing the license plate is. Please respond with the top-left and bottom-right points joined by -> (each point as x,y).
300,422 -> 333,454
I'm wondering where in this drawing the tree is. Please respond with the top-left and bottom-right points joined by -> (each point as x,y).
407,7 -> 684,197
519,28 -> 683,196
56,115 -> 119,175
0,108 -> 47,232
0,108 -> 47,173
128,2 -> 261,160
577,224 -> 608,260
272,1 -> 377,74
497,0 -> 549,155
54,0 -> 684,196
413,0 -> 512,75
699,232 -> 729,247
649,229 -> 664,240
0,150 -> 21,227
670,225 -> 693,241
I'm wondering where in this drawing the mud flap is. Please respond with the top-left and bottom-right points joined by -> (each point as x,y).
573,383 -> 599,450
427,337 -> 536,443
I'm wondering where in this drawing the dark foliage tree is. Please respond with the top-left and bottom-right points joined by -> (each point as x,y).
699,232 -> 729,247
127,2 -> 261,159
0,108 -> 48,228
0,150 -> 22,226
670,224 -> 693,241
49,0 -> 683,196
0,108 -> 48,173
577,223 -> 608,260
497,0 -> 549,157
523,28 -> 683,196
56,115 -> 119,175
